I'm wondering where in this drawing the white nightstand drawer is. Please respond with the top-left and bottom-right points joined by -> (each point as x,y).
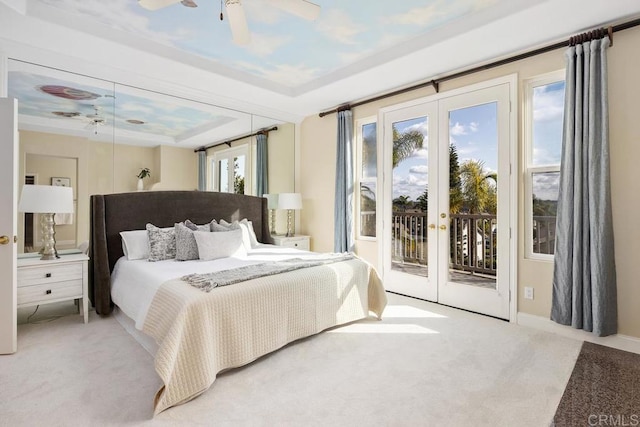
17,280 -> 83,306
272,235 -> 311,251
17,263 -> 83,287
280,239 -> 310,250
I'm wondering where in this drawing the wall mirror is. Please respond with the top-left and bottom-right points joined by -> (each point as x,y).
8,60 -> 295,253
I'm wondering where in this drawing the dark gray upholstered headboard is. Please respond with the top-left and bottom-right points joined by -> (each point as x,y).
89,191 -> 272,315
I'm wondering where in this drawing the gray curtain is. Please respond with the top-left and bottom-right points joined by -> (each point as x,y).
197,151 -> 206,191
334,110 -> 354,253
256,133 -> 268,197
551,37 -> 617,337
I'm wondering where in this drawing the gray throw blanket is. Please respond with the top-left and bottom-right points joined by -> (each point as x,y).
182,253 -> 355,292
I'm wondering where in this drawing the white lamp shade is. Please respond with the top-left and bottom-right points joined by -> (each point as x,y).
263,194 -> 279,210
18,185 -> 74,214
278,193 -> 302,210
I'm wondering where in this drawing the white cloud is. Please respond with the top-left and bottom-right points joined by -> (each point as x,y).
40,0 -> 182,46
316,9 -> 365,45
450,122 -> 467,136
409,165 -> 429,175
533,85 -> 565,122
234,61 -> 319,86
244,32 -> 292,57
450,121 -> 479,136
386,3 -> 441,26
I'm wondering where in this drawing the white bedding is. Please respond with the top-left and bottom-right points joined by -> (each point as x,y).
111,244 -> 321,329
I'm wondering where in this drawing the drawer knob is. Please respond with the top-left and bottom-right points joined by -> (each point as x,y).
45,273 -> 52,278
46,289 -> 52,295
294,243 -> 298,247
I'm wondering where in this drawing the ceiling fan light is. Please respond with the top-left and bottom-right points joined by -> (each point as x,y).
225,0 -> 251,45
138,0 -> 182,11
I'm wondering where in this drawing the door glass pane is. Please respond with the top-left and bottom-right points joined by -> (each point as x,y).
233,155 -> 245,194
532,171 -> 559,255
218,158 -> 229,193
390,116 -> 428,277
360,122 -> 377,238
448,103 -> 497,289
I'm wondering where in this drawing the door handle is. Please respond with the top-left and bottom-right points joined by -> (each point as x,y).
428,224 -> 436,229
0,235 -> 9,245
439,225 -> 447,230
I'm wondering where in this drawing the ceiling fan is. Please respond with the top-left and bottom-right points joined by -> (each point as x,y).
83,106 -> 106,135
138,0 -> 320,45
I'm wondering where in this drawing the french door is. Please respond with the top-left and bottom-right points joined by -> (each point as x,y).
381,82 -> 512,319
211,145 -> 249,194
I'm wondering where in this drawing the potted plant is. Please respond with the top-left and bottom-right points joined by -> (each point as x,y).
137,168 -> 150,191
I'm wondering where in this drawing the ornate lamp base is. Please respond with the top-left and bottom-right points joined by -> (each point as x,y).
40,213 -> 59,261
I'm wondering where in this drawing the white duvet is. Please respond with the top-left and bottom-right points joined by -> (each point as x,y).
111,244 -> 319,329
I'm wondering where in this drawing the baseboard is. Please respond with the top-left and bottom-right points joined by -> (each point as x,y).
517,312 -> 640,355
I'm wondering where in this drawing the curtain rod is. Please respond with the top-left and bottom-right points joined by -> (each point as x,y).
194,126 -> 278,153
319,17 -> 640,118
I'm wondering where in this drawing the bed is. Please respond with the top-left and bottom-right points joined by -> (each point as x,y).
89,191 -> 386,415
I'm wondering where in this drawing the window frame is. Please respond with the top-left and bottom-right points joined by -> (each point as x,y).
209,144 -> 251,194
523,70 -> 565,260
355,116 -> 377,241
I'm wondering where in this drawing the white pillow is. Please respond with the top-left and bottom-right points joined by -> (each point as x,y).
219,219 -> 259,248
120,230 -> 149,260
193,229 -> 247,261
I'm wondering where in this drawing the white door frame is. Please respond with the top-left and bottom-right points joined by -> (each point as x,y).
381,101 -> 438,301
378,74 -> 518,322
0,96 -> 18,354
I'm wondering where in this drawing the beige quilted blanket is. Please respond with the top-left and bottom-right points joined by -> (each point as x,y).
142,257 -> 386,415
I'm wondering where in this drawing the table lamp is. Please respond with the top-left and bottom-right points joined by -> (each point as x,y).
278,193 -> 302,237
263,194 -> 279,235
18,185 -> 74,260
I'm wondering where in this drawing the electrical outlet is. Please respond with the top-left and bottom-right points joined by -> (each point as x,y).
524,287 -> 534,300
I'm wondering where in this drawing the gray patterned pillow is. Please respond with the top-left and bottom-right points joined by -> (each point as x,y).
146,223 -> 176,262
175,222 -> 209,261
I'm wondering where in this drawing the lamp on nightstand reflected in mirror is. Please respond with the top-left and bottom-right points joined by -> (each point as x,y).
18,185 -> 74,260
278,193 -> 302,237
263,194 -> 279,235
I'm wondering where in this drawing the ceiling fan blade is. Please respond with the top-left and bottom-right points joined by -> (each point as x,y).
138,0 -> 182,11
225,0 -> 251,45
180,0 -> 198,7
267,0 -> 320,21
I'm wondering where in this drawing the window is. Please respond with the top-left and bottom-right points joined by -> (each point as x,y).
355,117 -> 377,239
210,145 -> 250,194
524,71 -> 565,258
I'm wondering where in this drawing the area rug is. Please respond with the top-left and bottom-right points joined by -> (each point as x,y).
552,341 -> 640,426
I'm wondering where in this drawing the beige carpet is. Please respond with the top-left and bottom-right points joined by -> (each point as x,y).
0,293 -> 582,426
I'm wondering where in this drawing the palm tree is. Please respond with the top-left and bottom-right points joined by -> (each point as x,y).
393,195 -> 411,212
417,188 -> 428,212
392,126 -> 423,168
449,144 -> 464,214
459,159 -> 497,214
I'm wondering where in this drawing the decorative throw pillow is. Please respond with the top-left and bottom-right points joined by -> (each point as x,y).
193,229 -> 247,261
146,223 -> 176,262
120,229 -> 149,260
175,222 -> 210,261
218,219 -> 257,249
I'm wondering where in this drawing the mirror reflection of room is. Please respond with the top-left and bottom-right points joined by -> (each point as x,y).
22,154 -> 78,253
8,60 -> 296,254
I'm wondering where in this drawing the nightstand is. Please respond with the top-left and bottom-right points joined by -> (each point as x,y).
17,253 -> 89,324
271,235 -> 310,251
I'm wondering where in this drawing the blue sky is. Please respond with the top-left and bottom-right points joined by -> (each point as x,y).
39,0 -> 502,87
393,102 -> 498,201
532,80 -> 565,201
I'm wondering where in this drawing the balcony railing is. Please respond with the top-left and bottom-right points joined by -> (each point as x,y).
390,212 -> 497,277
362,211 -> 557,277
